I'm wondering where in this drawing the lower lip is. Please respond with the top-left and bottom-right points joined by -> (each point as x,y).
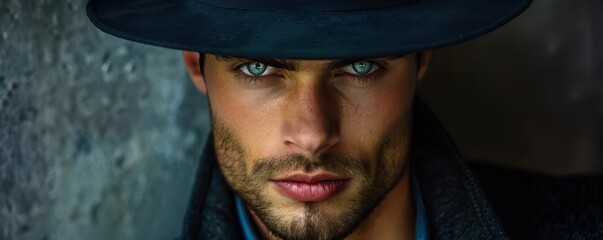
271,180 -> 348,202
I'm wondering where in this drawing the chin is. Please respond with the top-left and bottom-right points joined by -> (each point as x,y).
256,206 -> 359,240
247,185 -> 373,240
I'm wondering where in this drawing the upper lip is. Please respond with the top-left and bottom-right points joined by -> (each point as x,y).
271,173 -> 347,183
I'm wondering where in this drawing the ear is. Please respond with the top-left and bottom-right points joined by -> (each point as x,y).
417,50 -> 432,83
182,51 -> 207,94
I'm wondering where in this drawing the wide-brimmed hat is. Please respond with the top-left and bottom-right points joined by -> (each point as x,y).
86,0 -> 532,59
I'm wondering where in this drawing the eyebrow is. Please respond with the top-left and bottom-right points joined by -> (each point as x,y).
216,54 -> 407,71
216,55 -> 297,70
326,55 -> 405,70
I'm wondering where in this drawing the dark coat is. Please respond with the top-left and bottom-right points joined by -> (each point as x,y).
180,100 -> 603,239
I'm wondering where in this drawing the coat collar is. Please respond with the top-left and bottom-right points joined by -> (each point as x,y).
180,99 -> 508,239
410,99 -> 508,239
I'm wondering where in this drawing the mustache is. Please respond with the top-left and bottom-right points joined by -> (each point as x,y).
251,153 -> 370,179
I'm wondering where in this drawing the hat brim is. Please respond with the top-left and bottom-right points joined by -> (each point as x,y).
87,0 -> 532,59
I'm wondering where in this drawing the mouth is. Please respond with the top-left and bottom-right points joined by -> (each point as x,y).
269,173 -> 349,202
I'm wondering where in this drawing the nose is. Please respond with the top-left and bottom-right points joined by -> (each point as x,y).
282,83 -> 340,155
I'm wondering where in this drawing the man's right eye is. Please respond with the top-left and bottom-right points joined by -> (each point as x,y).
240,62 -> 275,76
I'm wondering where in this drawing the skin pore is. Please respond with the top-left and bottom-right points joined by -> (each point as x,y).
182,51 -> 431,240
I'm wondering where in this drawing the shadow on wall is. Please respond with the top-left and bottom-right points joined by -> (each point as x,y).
419,0 -> 603,174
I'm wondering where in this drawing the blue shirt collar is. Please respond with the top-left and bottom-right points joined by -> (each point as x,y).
234,194 -> 259,240
234,173 -> 429,240
412,171 -> 430,240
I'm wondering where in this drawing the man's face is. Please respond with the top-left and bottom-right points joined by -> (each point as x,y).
201,53 -> 422,240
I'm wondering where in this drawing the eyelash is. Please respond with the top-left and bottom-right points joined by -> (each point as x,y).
232,61 -> 385,86
351,75 -> 379,85
334,61 -> 385,85
235,72 -> 268,86
231,63 -> 267,86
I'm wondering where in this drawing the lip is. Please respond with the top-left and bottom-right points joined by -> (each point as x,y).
272,173 -> 346,183
270,173 -> 349,202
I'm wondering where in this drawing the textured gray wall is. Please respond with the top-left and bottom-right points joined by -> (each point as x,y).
1,0 -> 601,240
1,1 -> 209,239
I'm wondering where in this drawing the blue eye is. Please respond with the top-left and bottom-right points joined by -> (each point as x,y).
241,62 -> 269,76
343,61 -> 378,75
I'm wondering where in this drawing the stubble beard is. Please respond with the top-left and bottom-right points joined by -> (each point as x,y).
212,115 -> 410,240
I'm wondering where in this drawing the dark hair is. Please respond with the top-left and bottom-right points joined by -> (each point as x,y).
199,53 -> 206,74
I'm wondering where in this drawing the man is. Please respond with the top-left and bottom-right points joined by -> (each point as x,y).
86,0 -> 602,239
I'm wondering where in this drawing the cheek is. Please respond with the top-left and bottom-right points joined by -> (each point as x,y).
208,83 -> 282,160
341,74 -> 416,157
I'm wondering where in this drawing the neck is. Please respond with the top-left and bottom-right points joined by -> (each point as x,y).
251,167 -> 415,240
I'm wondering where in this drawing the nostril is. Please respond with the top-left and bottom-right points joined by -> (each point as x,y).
284,133 -> 340,155
315,137 -> 340,154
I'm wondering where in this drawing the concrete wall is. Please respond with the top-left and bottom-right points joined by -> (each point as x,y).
1,1 -> 209,239
1,0 -> 601,240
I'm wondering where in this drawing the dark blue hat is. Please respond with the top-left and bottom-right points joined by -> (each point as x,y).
86,0 -> 532,59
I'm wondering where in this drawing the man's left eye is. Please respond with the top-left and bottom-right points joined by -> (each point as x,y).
240,62 -> 274,76
342,61 -> 378,75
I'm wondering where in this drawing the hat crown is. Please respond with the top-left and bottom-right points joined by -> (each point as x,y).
194,0 -> 416,11
87,0 -> 533,59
